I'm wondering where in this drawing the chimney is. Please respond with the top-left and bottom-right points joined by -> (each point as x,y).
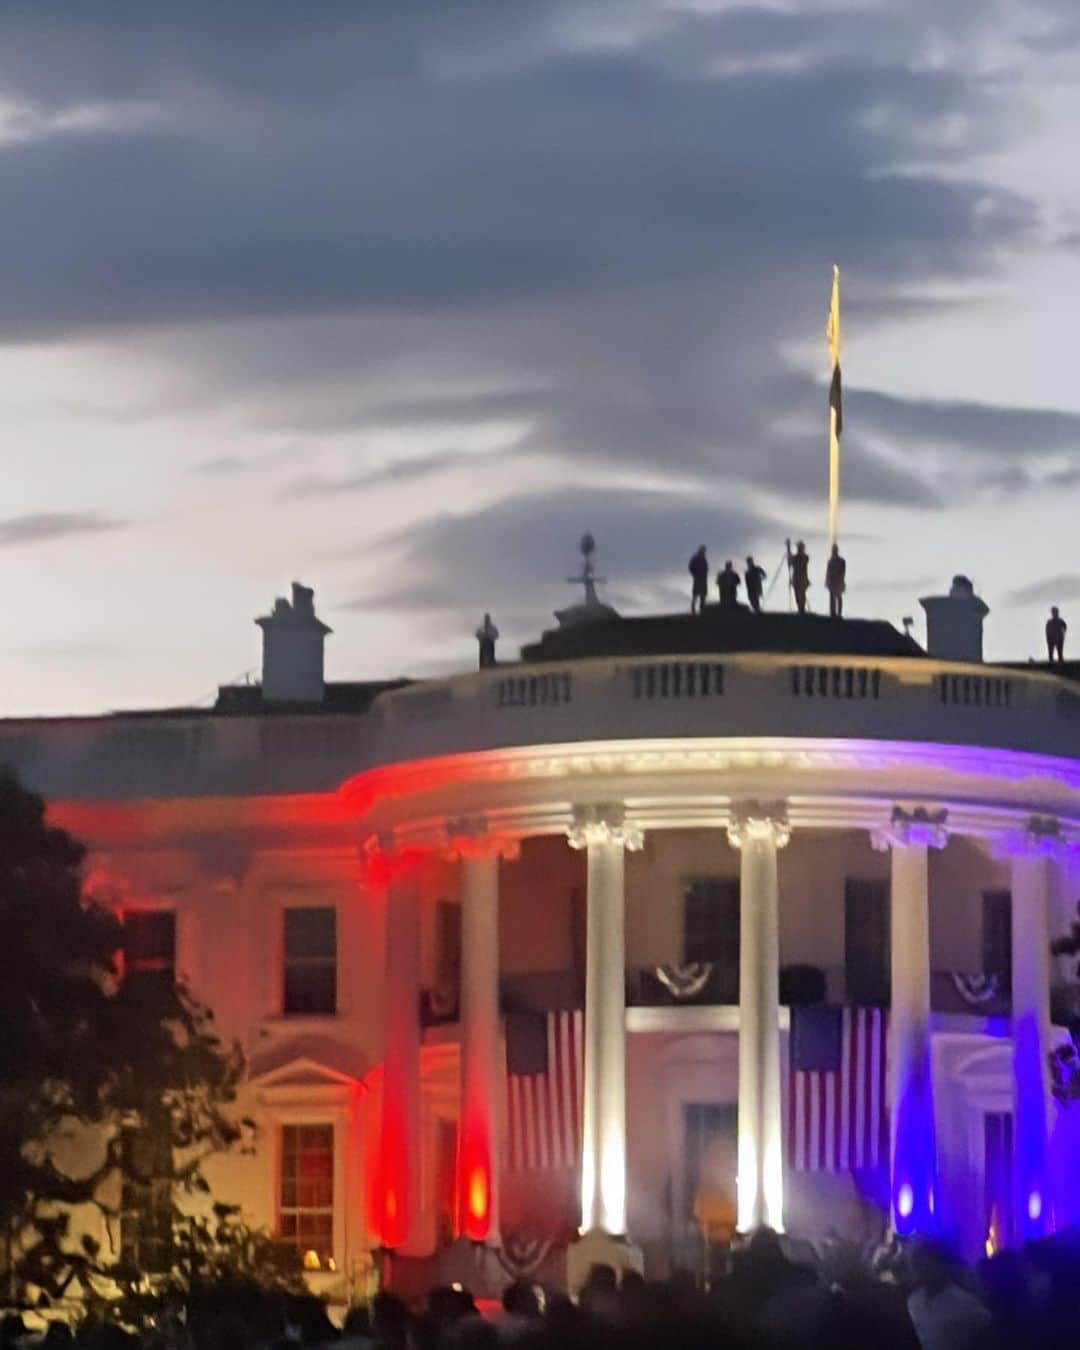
919,575 -> 989,663
255,583 -> 332,703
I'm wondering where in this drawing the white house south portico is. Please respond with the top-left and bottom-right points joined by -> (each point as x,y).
339,564 -> 1080,1277
3,571 -> 1080,1295
345,711 -> 1080,1252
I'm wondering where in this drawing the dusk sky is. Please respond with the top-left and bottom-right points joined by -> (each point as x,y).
3,1 -> 1080,715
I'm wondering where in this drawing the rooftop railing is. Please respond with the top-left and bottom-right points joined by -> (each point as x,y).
1,650 -> 1075,800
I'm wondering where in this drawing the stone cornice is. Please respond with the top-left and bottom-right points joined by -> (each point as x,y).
336,736 -> 1080,853
340,736 -> 1080,821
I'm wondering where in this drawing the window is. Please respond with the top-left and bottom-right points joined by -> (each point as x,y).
279,1124 -> 334,1265
683,878 -> 739,1000
283,907 -> 337,1015
983,891 -> 1012,986
844,880 -> 890,1006
436,900 -> 462,992
436,1117 -> 459,1247
123,910 -> 176,994
119,1129 -> 172,1273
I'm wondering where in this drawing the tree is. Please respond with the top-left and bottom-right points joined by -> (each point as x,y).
0,771 -> 274,1311
1050,903 -> 1080,1104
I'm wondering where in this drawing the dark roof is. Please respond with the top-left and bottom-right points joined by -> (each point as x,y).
212,678 -> 410,715
1002,659 -> 1080,684
519,607 -> 924,664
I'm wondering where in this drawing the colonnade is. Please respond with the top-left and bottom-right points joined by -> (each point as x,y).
376,802 -> 1064,1250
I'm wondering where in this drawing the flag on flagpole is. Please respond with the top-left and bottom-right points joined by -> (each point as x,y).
826,265 -> 842,548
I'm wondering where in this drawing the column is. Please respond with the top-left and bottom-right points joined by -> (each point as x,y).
379,873 -> 422,1251
1006,816 -> 1060,1239
727,801 -> 790,1232
568,803 -> 643,1236
449,817 -> 513,1246
872,806 -> 947,1235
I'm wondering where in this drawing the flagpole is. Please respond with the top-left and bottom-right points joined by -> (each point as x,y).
828,406 -> 839,548
826,263 -> 842,550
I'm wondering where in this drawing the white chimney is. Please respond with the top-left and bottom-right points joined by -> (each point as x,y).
255,583 -> 331,703
919,575 -> 989,663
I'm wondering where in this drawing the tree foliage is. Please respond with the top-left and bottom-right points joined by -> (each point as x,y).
0,771 -> 268,1310
1050,905 -> 1080,1104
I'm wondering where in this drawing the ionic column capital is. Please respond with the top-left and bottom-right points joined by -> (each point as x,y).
360,830 -> 429,885
870,806 -> 948,852
567,803 -> 644,852
726,800 -> 790,851
992,814 -> 1065,861
445,816 -> 520,861
363,828 -> 397,858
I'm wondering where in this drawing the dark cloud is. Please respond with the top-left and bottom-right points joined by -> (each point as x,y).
0,0 -> 1043,526
1006,573 -> 1080,606
852,388 -> 1080,458
0,512 -> 126,547
347,483 -> 780,632
191,454 -> 252,476
0,3 -> 1037,341
284,446 -> 513,499
0,0 -> 1070,705
276,386 -> 549,436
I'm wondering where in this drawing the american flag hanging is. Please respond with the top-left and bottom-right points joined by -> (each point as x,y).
506,1009 -> 583,1172
788,1006 -> 888,1172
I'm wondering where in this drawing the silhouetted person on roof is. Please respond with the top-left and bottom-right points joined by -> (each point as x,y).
1047,606 -> 1067,662
745,556 -> 767,613
717,560 -> 741,609
826,543 -> 847,618
689,546 -> 709,614
475,613 -> 499,669
790,541 -> 810,614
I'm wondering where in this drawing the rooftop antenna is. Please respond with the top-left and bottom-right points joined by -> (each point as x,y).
567,533 -> 606,608
902,616 -> 914,639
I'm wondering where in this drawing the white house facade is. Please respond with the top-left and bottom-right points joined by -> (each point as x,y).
5,576 -> 1080,1298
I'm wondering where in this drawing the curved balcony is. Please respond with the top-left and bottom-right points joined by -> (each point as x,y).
364,652 -> 1080,771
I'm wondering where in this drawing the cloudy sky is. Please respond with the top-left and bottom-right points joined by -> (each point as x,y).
2,0 -> 1079,714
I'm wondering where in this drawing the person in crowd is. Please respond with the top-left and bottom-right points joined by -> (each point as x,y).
826,543 -> 847,618
745,556 -> 767,613
717,560 -> 741,610
689,547 -> 709,615
817,1244 -> 920,1350
496,1282 -> 543,1347
338,1303 -> 374,1350
578,1261 -> 620,1325
370,1292 -> 409,1350
1,1317 -> 27,1350
906,1239 -> 992,1350
1047,606 -> 1067,662
790,541 -> 810,614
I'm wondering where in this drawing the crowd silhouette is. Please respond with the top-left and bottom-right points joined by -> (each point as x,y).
8,1227 -> 1080,1350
